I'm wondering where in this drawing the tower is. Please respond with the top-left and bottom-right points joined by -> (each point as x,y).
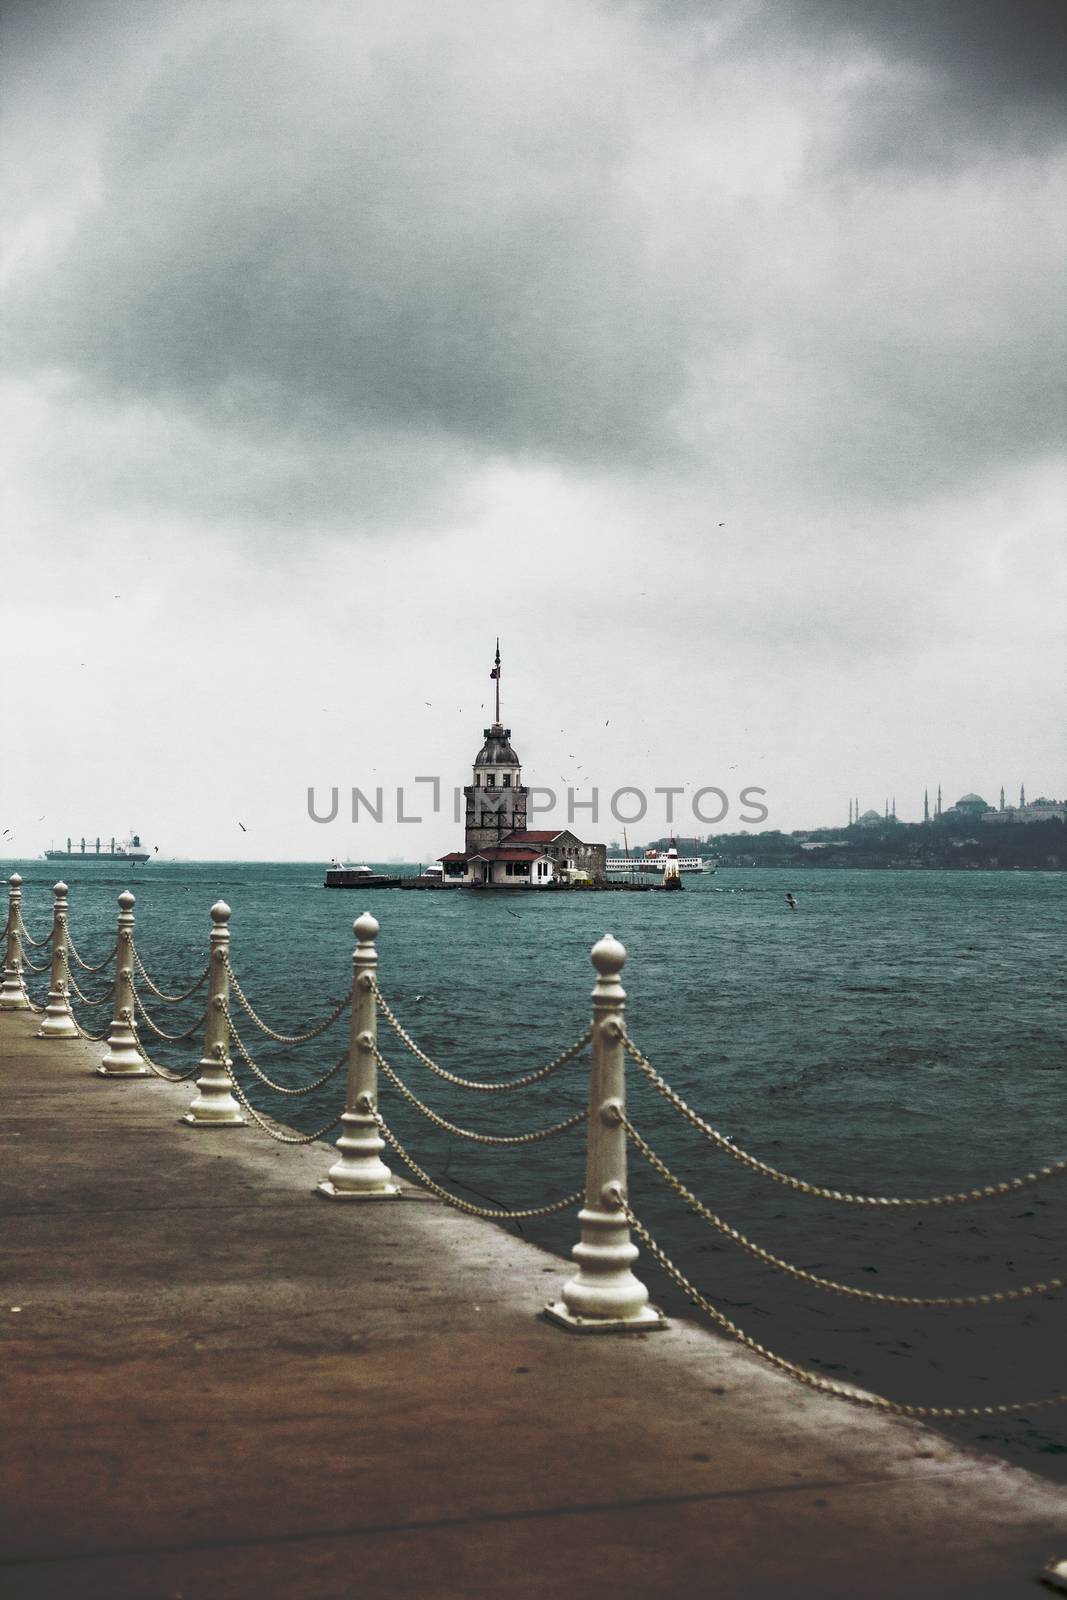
891,795 -> 896,820
923,788 -> 929,824
1020,783 -> 1026,808
848,799 -> 853,826
463,643 -> 529,853
936,784 -> 942,818
1000,786 -> 1005,812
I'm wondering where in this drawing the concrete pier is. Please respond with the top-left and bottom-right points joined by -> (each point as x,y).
1,1012 -> 1063,1598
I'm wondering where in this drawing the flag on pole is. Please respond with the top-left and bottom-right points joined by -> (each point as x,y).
489,664 -> 500,679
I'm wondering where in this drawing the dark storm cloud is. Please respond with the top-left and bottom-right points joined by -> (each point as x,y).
5,0 -> 1065,527
8,14 -> 683,468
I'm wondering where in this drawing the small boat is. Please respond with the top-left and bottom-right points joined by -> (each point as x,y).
323,863 -> 401,889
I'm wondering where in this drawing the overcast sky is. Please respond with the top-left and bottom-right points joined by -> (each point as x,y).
3,0 -> 1064,860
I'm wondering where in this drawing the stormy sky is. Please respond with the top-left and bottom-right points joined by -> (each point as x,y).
3,0 -> 1064,859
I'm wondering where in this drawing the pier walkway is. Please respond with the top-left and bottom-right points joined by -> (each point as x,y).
2,1013 -> 1063,1599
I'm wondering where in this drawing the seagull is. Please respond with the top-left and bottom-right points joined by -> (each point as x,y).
238,822 -> 247,833
785,893 -> 797,911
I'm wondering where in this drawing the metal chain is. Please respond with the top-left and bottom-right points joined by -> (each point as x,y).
132,946 -> 210,1004
17,949 -> 50,974
374,984 -> 591,1093
224,955 -> 350,1044
624,1035 -> 1067,1208
130,1027 -> 201,1082
21,983 -> 47,1014
623,1113 -> 1064,1309
67,969 -> 116,1007
222,1059 -> 345,1143
374,1044 -> 586,1146
133,989 -> 207,1043
16,913 -> 53,949
66,932 -> 118,974
375,1111 -> 583,1219
72,1010 -> 112,1043
224,1005 -> 348,1096
624,1206 -> 1067,1420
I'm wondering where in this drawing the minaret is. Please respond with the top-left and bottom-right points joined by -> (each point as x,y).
464,643 -> 528,853
891,795 -> 896,820
1000,786 -> 1005,812
884,797 -> 889,820
936,784 -> 942,818
923,788 -> 930,824
848,799 -> 853,826
1020,783 -> 1026,808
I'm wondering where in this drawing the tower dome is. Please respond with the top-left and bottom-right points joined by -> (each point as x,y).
474,726 -> 520,767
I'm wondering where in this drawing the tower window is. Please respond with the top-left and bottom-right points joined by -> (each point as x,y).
486,773 -> 495,787
503,774 -> 511,787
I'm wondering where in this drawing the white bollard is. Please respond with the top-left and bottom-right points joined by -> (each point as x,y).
545,934 -> 664,1332
36,883 -> 79,1040
0,874 -> 32,1011
98,891 -> 148,1077
182,901 -> 246,1127
317,912 -> 400,1198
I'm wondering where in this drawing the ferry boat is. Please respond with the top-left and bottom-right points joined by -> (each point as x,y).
45,833 -> 153,864
606,851 -> 714,875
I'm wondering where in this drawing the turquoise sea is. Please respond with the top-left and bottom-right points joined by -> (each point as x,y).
7,859 -> 1066,1482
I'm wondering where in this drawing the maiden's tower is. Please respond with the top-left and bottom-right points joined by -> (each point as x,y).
439,644 -> 606,888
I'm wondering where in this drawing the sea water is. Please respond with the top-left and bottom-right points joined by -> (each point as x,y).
9,859 -> 1065,1481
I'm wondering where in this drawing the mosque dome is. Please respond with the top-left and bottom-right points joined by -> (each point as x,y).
474,726 -> 520,767
955,793 -> 989,810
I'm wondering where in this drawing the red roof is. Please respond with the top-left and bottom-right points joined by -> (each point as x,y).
468,847 -> 546,863
438,852 -> 470,863
501,829 -> 564,844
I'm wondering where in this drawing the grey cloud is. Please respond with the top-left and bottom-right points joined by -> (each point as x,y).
5,0 -> 1064,529
10,15 -> 684,468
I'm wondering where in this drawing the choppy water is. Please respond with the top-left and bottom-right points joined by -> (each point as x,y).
9,859 -> 1066,1482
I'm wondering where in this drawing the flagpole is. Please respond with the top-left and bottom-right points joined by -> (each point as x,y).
494,638 -> 501,724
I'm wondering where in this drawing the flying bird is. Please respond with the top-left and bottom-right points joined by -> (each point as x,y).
237,822 -> 247,833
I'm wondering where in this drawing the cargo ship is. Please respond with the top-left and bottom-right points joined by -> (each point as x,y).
44,833 -> 154,865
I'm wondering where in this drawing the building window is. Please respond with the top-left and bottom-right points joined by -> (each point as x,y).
486,773 -> 495,787
503,774 -> 511,787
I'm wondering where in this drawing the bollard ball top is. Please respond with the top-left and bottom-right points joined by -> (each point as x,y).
591,933 -> 626,975
354,911 -> 380,943
118,890 -> 135,910
53,881 -> 68,896
9,873 -> 22,888
210,900 -> 232,923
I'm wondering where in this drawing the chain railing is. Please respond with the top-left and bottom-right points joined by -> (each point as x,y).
224,955 -> 349,1044
66,932 -> 118,974
374,983 -> 591,1093
67,968 -> 116,1008
133,989 -> 208,1044
132,947 -> 209,1005
373,1042 -> 586,1147
15,909 -> 52,949
623,1034 -> 1067,1208
225,1005 -> 348,1097
11,878 -> 1064,1425
623,1205 -> 1067,1420
621,1112 -> 1063,1310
